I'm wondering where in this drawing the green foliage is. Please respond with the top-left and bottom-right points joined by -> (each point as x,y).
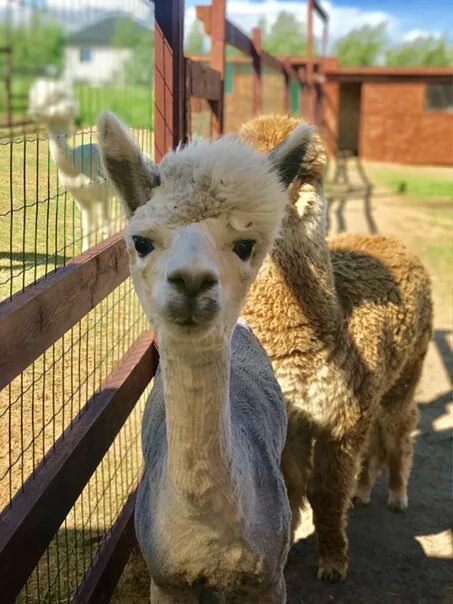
185,19 -> 206,55
113,18 -> 153,86
386,36 -> 453,67
0,13 -> 64,74
333,23 -> 388,66
261,11 -> 307,55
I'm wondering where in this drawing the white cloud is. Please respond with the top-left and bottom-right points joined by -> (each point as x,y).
403,29 -> 442,42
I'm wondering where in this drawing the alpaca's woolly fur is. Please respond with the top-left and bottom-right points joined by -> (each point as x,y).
28,79 -> 112,251
96,111 -> 314,602
240,114 -> 433,582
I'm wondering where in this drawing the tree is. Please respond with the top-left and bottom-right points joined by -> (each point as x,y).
113,18 -> 153,85
386,35 -> 453,66
333,23 -> 388,66
185,19 -> 206,55
261,11 -> 306,56
0,13 -> 65,74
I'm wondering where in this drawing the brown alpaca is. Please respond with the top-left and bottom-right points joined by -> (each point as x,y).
240,115 -> 433,582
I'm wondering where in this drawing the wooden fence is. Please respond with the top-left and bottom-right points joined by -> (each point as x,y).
0,0 -> 328,601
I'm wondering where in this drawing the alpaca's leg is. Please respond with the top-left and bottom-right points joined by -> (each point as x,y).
308,428 -> 366,582
79,206 -> 91,252
253,574 -> 286,603
353,421 -> 385,505
98,195 -> 110,238
380,353 -> 425,511
281,417 -> 313,541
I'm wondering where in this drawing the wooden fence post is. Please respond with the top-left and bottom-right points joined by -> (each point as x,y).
252,27 -> 262,116
306,0 -> 315,123
298,67 -> 306,117
154,0 -> 187,161
283,60 -> 290,115
209,0 -> 226,136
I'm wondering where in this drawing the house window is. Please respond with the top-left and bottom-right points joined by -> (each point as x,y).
79,48 -> 92,63
425,83 -> 453,111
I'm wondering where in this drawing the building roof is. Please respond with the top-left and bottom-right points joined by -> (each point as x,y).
66,15 -> 149,47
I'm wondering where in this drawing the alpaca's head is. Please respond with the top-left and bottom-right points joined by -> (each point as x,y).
239,114 -> 327,228
28,78 -> 78,126
97,112 -> 310,343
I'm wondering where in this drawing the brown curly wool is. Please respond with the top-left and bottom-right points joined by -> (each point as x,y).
239,115 -> 433,583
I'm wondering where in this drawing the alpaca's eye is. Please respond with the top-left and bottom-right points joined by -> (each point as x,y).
132,235 -> 155,257
233,239 -> 256,261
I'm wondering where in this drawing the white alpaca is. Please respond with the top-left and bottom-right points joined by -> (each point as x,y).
97,112 -> 312,602
28,79 -> 114,251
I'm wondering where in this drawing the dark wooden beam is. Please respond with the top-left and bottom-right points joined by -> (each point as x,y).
252,27 -> 262,115
70,489 -> 138,604
0,233 -> 129,391
261,50 -> 284,73
0,332 -> 157,603
187,60 -> 222,100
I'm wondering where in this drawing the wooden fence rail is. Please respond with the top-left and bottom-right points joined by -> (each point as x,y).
0,0 -> 328,601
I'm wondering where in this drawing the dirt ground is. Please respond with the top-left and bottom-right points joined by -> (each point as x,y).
113,179 -> 452,603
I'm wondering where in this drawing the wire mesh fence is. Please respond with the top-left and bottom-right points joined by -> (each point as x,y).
0,0 -> 154,601
0,0 -> 154,301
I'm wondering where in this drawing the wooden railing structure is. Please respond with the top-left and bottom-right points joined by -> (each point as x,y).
0,0 -> 328,601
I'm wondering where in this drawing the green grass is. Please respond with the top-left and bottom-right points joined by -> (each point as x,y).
1,76 -> 153,130
374,168 -> 453,200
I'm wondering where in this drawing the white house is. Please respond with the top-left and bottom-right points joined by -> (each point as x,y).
64,15 -> 149,86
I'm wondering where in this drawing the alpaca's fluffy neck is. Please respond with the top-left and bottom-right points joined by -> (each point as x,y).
272,182 -> 342,336
158,334 -> 238,509
46,118 -> 80,178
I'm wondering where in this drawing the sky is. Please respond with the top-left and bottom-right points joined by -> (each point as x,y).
185,0 -> 453,45
0,0 -> 451,44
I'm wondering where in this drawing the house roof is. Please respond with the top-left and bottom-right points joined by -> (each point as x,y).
66,15 -> 149,47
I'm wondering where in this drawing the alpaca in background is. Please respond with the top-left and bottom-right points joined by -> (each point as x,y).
240,115 -> 433,582
28,79 -> 114,251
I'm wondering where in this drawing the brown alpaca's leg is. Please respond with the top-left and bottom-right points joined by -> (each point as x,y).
380,348 -> 426,512
308,429 -> 365,582
281,417 -> 313,541
354,421 -> 385,505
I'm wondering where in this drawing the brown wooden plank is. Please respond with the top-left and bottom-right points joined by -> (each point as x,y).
196,5 -> 258,60
154,0 -> 187,162
196,5 -> 212,35
70,489 -> 138,604
209,0 -> 226,136
0,331 -> 158,603
0,233 -> 129,392
188,60 -> 222,100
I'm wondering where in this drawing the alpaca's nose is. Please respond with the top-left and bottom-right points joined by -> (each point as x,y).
167,268 -> 218,297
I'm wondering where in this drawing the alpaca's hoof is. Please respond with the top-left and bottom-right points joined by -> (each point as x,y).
317,560 -> 347,583
352,494 -> 370,507
387,491 -> 408,512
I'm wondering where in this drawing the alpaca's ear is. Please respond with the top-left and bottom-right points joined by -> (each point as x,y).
97,111 -> 160,216
268,124 -> 314,187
